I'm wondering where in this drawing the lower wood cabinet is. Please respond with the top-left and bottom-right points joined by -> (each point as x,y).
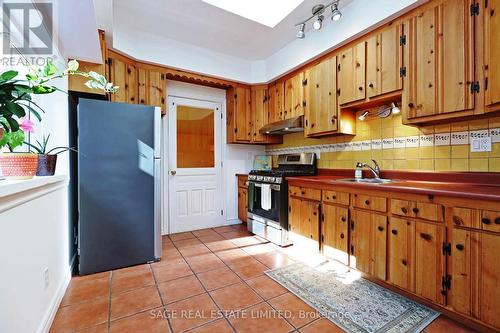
388,217 -> 415,291
321,203 -> 349,265
479,232 -> 500,329
415,221 -> 445,305
350,210 -> 387,280
289,196 -> 320,252
237,187 -> 247,223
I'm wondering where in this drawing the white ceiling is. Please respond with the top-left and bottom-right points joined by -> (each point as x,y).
113,0 -> 354,61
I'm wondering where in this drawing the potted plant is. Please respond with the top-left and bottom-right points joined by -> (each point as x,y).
0,60 -> 118,179
25,134 -> 77,176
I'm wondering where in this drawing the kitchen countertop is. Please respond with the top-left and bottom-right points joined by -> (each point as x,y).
287,175 -> 500,202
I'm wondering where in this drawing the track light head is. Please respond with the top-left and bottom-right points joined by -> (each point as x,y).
297,23 -> 305,39
313,15 -> 323,30
391,102 -> 400,115
358,111 -> 369,121
331,3 -> 342,21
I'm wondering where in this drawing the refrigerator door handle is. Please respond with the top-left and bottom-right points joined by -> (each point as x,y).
154,158 -> 162,259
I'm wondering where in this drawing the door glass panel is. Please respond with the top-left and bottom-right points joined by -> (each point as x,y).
177,105 -> 215,168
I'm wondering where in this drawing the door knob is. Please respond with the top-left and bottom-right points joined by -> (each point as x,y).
170,170 -> 177,175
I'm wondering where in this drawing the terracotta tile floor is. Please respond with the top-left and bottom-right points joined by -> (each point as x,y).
51,224 -> 477,333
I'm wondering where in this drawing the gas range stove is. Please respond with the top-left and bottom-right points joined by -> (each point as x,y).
247,153 -> 317,247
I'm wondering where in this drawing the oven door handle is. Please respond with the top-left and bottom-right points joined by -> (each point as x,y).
251,182 -> 281,191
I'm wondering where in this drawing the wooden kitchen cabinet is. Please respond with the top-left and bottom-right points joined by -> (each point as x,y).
366,23 -> 403,98
350,210 -> 387,280
415,221 -> 445,304
289,195 -> 320,253
148,70 -> 166,113
109,57 -> 127,103
403,0 -> 474,123
338,41 -> 366,105
137,68 -> 148,105
391,199 -> 444,222
303,56 -> 339,136
237,175 -> 248,223
321,203 -> 349,265
268,81 -> 285,122
227,86 -> 252,143
284,72 -> 305,120
388,217 -> 415,291
479,232 -> 500,329
251,86 -> 268,143
484,0 -> 500,108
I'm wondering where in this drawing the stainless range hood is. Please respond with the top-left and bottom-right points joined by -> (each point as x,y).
259,115 -> 304,135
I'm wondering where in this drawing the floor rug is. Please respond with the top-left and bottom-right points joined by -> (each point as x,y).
266,262 -> 439,333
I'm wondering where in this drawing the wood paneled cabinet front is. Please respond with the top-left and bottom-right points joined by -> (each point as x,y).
402,0 -> 475,123
288,195 -> 320,253
484,0 -> 500,109
237,177 -> 248,223
337,40 -> 366,105
268,81 -> 285,122
283,72 -> 305,120
321,203 -> 349,265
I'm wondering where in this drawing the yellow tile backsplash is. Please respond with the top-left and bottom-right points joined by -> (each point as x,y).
268,110 -> 500,172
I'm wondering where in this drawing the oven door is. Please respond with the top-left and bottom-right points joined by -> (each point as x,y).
248,181 -> 281,223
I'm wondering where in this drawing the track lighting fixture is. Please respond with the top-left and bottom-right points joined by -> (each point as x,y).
297,23 -> 305,39
331,3 -> 342,21
358,103 -> 401,121
313,15 -> 323,30
295,1 -> 342,39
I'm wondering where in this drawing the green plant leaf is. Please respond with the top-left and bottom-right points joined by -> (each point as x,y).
17,102 -> 42,121
5,116 -> 19,132
44,62 -> 58,76
25,141 -> 43,154
5,101 -> 26,118
32,85 -> 57,94
0,70 -> 19,83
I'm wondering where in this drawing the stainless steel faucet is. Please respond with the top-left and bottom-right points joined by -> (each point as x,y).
362,159 -> 381,179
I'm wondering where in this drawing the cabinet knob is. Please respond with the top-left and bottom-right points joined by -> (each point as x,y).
419,233 -> 432,241
378,226 -> 384,232
452,216 -> 462,226
332,195 -> 336,200
456,244 -> 464,251
369,83 -> 374,88
408,102 -> 414,108
391,229 -> 398,235
365,200 -> 370,205
358,86 -> 363,91
495,218 -> 500,225
401,207 -> 408,214
412,207 -> 419,214
340,233 -> 345,239
341,217 -> 346,222
482,218 -> 491,225
402,259 -> 407,266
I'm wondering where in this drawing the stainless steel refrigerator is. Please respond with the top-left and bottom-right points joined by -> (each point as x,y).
77,99 -> 162,275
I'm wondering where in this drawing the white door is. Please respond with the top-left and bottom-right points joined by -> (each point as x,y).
168,97 -> 223,233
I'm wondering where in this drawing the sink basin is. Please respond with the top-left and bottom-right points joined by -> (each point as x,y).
336,178 -> 394,184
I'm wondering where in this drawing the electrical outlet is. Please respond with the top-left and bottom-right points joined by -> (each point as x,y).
43,268 -> 49,289
470,136 -> 491,153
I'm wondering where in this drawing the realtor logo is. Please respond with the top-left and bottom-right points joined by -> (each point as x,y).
2,1 -> 53,55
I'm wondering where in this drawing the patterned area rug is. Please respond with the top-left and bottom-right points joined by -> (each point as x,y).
266,262 -> 439,333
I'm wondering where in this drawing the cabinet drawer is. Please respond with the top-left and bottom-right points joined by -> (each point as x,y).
322,190 -> 350,206
289,186 -> 321,201
391,199 -> 413,217
451,207 -> 479,229
481,210 -> 500,233
391,199 -> 443,222
353,194 -> 387,212
237,176 -> 248,188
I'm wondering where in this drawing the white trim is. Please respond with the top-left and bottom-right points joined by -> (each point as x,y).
39,264 -> 71,333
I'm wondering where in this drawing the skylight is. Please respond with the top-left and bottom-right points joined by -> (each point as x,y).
202,0 -> 304,28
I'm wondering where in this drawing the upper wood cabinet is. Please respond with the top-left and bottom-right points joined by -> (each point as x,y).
147,70 -> 166,112
251,86 -> 268,143
268,81 -> 285,122
403,0 -> 474,123
304,56 -> 338,136
366,23 -> 403,98
284,72 -> 305,119
338,41 -> 366,105
109,57 -> 139,105
484,0 -> 500,108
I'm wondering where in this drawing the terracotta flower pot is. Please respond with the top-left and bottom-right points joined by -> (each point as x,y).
0,153 -> 39,179
36,154 -> 57,176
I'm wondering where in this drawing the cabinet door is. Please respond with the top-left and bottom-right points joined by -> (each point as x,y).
485,0 -> 500,107
338,41 -> 366,104
322,204 -> 349,265
404,0 -> 474,120
480,233 -> 500,329
366,23 -> 403,98
448,228 -> 479,317
288,196 -> 301,237
304,56 -> 338,136
126,64 -> 137,104
138,68 -> 148,105
415,222 -> 445,304
270,81 -> 285,121
235,87 -> 252,142
251,86 -> 268,143
238,188 -> 248,223
388,218 -> 415,291
110,58 -> 127,103
284,72 -> 304,119
350,210 -> 372,274
373,214 -> 388,281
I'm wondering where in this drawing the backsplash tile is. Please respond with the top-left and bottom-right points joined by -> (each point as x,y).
267,110 -> 500,172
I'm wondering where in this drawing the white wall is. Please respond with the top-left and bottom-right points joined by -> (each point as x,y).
165,81 -> 264,229
0,181 -> 70,333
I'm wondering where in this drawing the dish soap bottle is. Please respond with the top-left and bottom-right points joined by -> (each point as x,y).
355,162 -> 363,180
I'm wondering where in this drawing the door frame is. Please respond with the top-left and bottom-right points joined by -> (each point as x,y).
162,83 -> 226,235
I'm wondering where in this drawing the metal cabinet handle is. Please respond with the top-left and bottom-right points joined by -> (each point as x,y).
170,170 -> 177,175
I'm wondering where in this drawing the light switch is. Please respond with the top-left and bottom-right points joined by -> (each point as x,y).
470,136 -> 491,153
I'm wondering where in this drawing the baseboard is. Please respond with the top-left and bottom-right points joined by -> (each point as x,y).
225,218 -> 243,225
38,259 -> 73,333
